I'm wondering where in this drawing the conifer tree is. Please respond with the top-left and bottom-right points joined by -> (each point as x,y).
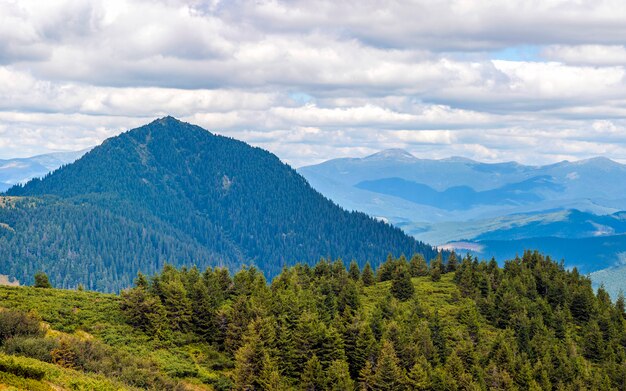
259,353 -> 288,391
409,254 -> 428,277
582,320 -> 605,362
160,277 -> 193,331
354,324 -> 377,377
358,360 -> 375,391
429,255 -> 442,282
413,321 -> 435,361
373,340 -> 407,390
616,292 -> 626,321
430,311 -> 446,363
326,359 -> 355,391
361,262 -> 375,286
34,271 -> 52,288
349,260 -> 361,281
300,355 -> 325,391
377,253 -> 396,282
446,251 -> 458,272
120,286 -> 169,337
390,263 -> 414,301
233,322 -> 266,390
407,355 -> 431,390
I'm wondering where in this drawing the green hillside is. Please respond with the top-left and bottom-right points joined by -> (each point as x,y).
0,251 -> 624,390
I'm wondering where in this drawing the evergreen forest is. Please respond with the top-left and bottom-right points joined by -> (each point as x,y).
0,251 -> 624,390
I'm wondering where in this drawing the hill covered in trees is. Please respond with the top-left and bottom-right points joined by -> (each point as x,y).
0,252 -> 624,390
1,117 -> 437,291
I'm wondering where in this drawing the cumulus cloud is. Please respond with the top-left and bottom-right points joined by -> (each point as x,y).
1,0 -> 626,166
542,45 -> 626,66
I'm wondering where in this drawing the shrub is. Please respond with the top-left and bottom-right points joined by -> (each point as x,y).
34,272 -> 52,288
3,337 -> 59,363
0,309 -> 43,344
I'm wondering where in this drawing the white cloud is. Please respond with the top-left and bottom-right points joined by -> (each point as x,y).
0,0 -> 626,167
543,45 -> 626,66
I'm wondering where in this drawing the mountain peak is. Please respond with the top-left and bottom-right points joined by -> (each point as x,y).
153,115 -> 182,126
364,148 -> 417,162
6,118 -> 437,291
577,156 -> 619,165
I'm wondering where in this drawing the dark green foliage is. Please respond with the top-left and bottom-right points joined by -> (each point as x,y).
0,309 -> 43,344
390,262 -> 414,301
3,117 -> 439,292
377,254 -> 397,282
361,262 -> 375,286
326,359 -> 354,391
446,251 -> 458,272
429,255 -> 443,282
348,260 -> 360,281
301,355 -> 325,390
409,254 -> 428,277
3,337 -> 59,363
33,272 -> 51,289
373,340 -> 407,390
1,251 -> 625,390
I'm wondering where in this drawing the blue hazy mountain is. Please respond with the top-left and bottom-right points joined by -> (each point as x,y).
0,149 -> 89,191
356,175 -> 563,210
1,118 -> 439,291
299,149 -> 626,234
299,150 -> 626,290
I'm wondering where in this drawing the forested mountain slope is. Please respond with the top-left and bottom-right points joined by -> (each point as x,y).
0,252 -> 624,390
1,117 -> 437,291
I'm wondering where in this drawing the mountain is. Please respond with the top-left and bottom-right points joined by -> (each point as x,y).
299,150 -> 626,287
590,264 -> 626,298
1,117 -> 438,291
355,175 -> 563,211
299,149 -> 626,224
0,149 -> 89,191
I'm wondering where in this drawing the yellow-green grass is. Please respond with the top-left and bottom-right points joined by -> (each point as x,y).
0,352 -> 137,390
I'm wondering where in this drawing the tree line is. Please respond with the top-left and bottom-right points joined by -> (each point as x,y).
119,250 -> 626,390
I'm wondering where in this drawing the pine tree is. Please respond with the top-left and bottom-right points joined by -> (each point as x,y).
377,254 -> 396,282
430,311 -> 446,363
300,355 -> 325,391
135,272 -> 149,289
412,321 -> 435,361
326,359 -> 355,391
349,260 -> 361,281
354,324 -> 377,377
362,262 -> 375,286
582,320 -> 605,362
446,251 -> 458,273
407,355 -> 431,390
119,287 -> 169,337
233,322 -> 266,390
429,256 -> 442,282
358,360 -> 375,391
616,291 -> 625,318
390,263 -> 414,301
34,271 -> 52,288
160,278 -> 193,331
373,340 -> 407,390
259,353 -> 288,391
409,254 -> 428,277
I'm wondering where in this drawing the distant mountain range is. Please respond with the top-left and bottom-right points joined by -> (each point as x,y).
0,118 -> 438,291
0,149 -> 89,191
299,149 -> 626,295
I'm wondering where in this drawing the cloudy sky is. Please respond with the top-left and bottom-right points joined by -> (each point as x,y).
1,0 -> 626,166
